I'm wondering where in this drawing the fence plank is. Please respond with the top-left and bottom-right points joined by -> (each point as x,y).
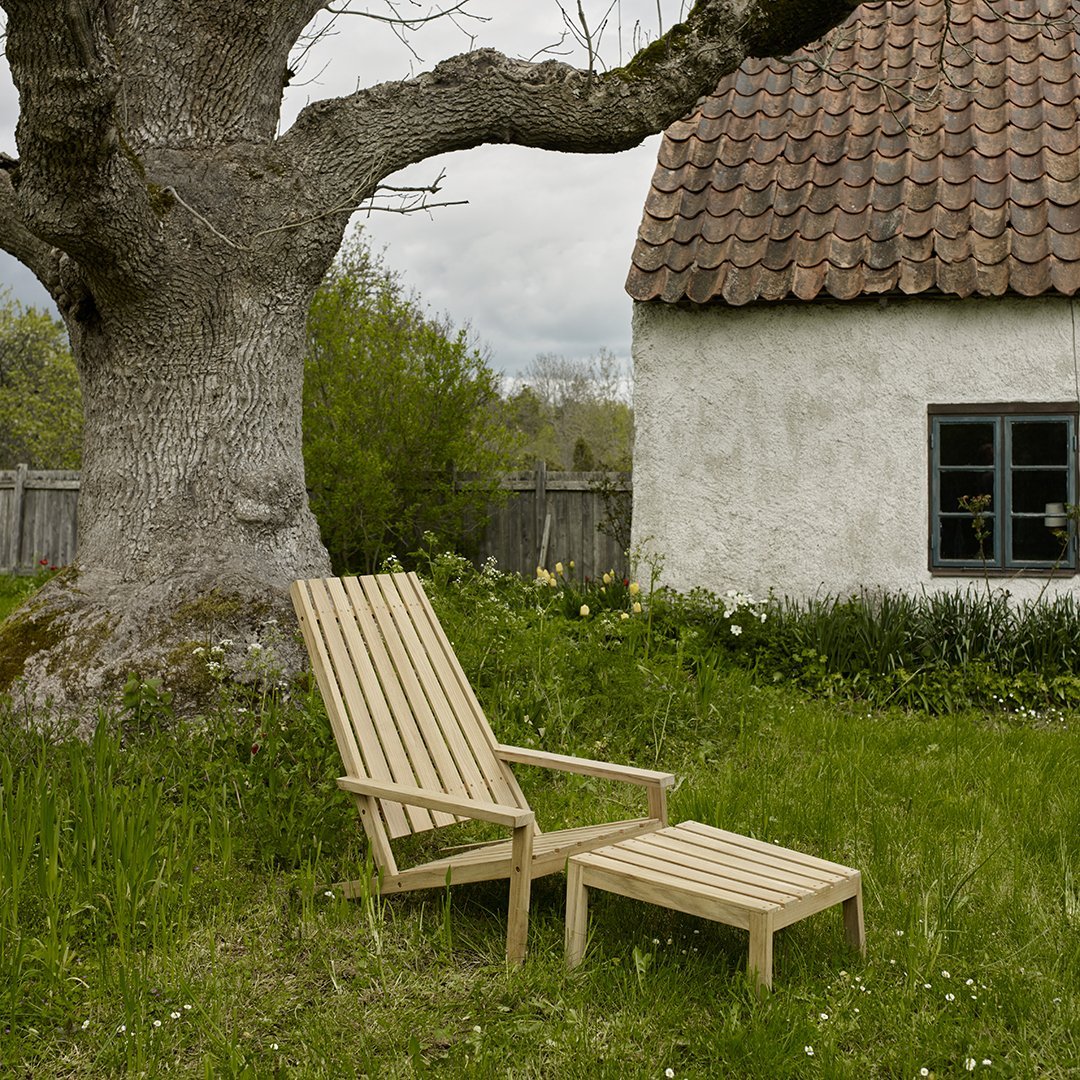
0,468 -> 630,580
0,467 -> 80,574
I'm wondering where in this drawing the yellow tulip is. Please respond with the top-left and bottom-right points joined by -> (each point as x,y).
579,604 -> 590,617
555,562 -> 564,575
632,601 -> 642,614
628,581 -> 640,596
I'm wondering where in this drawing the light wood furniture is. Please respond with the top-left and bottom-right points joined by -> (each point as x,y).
565,821 -> 865,993
290,572 -> 675,964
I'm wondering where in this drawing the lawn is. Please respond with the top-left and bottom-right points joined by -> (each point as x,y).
0,557 -> 1077,1077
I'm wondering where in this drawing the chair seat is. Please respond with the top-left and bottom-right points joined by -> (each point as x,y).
337,818 -> 663,897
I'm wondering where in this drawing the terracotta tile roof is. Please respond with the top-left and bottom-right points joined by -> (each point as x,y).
627,0 -> 1080,305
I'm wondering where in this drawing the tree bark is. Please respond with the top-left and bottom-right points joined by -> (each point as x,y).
0,0 -> 858,722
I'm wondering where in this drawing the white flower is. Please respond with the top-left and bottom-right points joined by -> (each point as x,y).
183,1004 -> 192,1011
920,1070 -> 929,1077
819,1012 -> 829,1021
941,970 -> 951,979
964,1060 -> 976,1072
730,624 -> 743,636
271,1043 -> 279,1051
192,646 -> 205,656
170,1011 -> 180,1020
153,1019 -> 161,1028
945,993 -> 955,1002
804,1046 -> 814,1056
472,1025 -> 482,1034
248,642 -> 262,653
665,1070 -> 675,1079
81,1019 -> 90,1030
982,1060 -> 992,1067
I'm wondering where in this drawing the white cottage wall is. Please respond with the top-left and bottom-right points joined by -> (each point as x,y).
631,295 -> 1080,601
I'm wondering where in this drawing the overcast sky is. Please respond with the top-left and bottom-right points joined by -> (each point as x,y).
0,3 -> 685,377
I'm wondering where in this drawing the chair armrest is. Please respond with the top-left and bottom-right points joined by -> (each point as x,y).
337,776 -> 535,828
495,744 -> 676,789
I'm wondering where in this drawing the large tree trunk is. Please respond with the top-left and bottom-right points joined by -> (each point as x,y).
4,278 -> 332,721
0,0 -> 859,723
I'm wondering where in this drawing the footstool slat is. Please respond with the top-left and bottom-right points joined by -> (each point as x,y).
630,832 -> 839,894
678,822 -> 858,878
566,821 -> 865,994
576,846 -> 793,908
583,839 -> 813,905
646,829 -> 849,887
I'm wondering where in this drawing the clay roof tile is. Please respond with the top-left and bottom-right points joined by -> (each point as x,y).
628,0 -> 1080,305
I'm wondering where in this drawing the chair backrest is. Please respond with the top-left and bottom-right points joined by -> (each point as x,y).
291,573 -> 528,855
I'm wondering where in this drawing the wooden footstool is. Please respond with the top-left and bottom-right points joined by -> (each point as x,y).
565,821 -> 865,993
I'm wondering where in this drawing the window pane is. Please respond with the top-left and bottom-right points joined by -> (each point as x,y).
1010,469 -> 1069,514
1011,421 -> 1068,466
939,516 -> 995,562
939,470 -> 995,513
940,422 -> 995,466
1012,517 -> 1069,562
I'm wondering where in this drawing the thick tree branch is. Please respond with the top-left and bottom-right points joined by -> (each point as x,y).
280,0 -> 860,207
0,163 -> 61,297
1,0 -> 160,290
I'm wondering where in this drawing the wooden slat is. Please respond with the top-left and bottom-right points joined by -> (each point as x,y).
340,576 -> 456,832
304,580 -> 419,836
677,821 -> 858,877
353,576 -> 467,808
371,818 -> 661,892
401,573 -> 532,811
575,858 -> 762,928
580,841 -> 802,906
394,573 -> 521,807
289,582 -> 400,867
324,577 -> 441,834
378,574 -> 502,804
337,776 -> 534,827
634,830 -> 840,890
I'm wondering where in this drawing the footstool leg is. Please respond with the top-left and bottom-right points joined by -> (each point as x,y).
843,876 -> 866,957
747,911 -> 774,995
565,860 -> 589,969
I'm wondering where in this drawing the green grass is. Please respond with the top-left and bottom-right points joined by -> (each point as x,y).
0,572 -> 44,621
1,560 -> 1078,1077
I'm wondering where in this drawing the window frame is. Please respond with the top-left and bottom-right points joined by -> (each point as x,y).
928,402 -> 1079,575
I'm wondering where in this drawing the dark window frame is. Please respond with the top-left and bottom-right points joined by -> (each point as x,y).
928,403 -> 1079,575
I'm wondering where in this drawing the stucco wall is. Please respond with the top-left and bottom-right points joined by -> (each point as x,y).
631,294 -> 1080,601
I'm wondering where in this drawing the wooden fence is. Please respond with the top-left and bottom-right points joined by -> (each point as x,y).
472,463 -> 631,580
0,463 -> 631,580
0,465 -> 80,574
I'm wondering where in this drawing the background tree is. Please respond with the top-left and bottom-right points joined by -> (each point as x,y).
0,0 -> 859,717
0,299 -> 81,469
506,350 -> 634,471
303,233 -> 514,573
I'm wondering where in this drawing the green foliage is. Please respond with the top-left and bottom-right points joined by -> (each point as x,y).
0,298 -> 81,469
502,350 -> 633,471
656,585 -> 1080,717
302,232 -> 516,572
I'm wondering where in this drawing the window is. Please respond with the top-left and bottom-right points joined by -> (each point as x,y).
929,404 -> 1078,572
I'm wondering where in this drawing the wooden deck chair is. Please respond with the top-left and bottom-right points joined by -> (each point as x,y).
290,572 -> 674,963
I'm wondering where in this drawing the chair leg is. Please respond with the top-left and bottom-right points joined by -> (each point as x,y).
747,912 -> 774,996
843,877 -> 866,957
565,860 -> 589,969
506,824 -> 534,964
